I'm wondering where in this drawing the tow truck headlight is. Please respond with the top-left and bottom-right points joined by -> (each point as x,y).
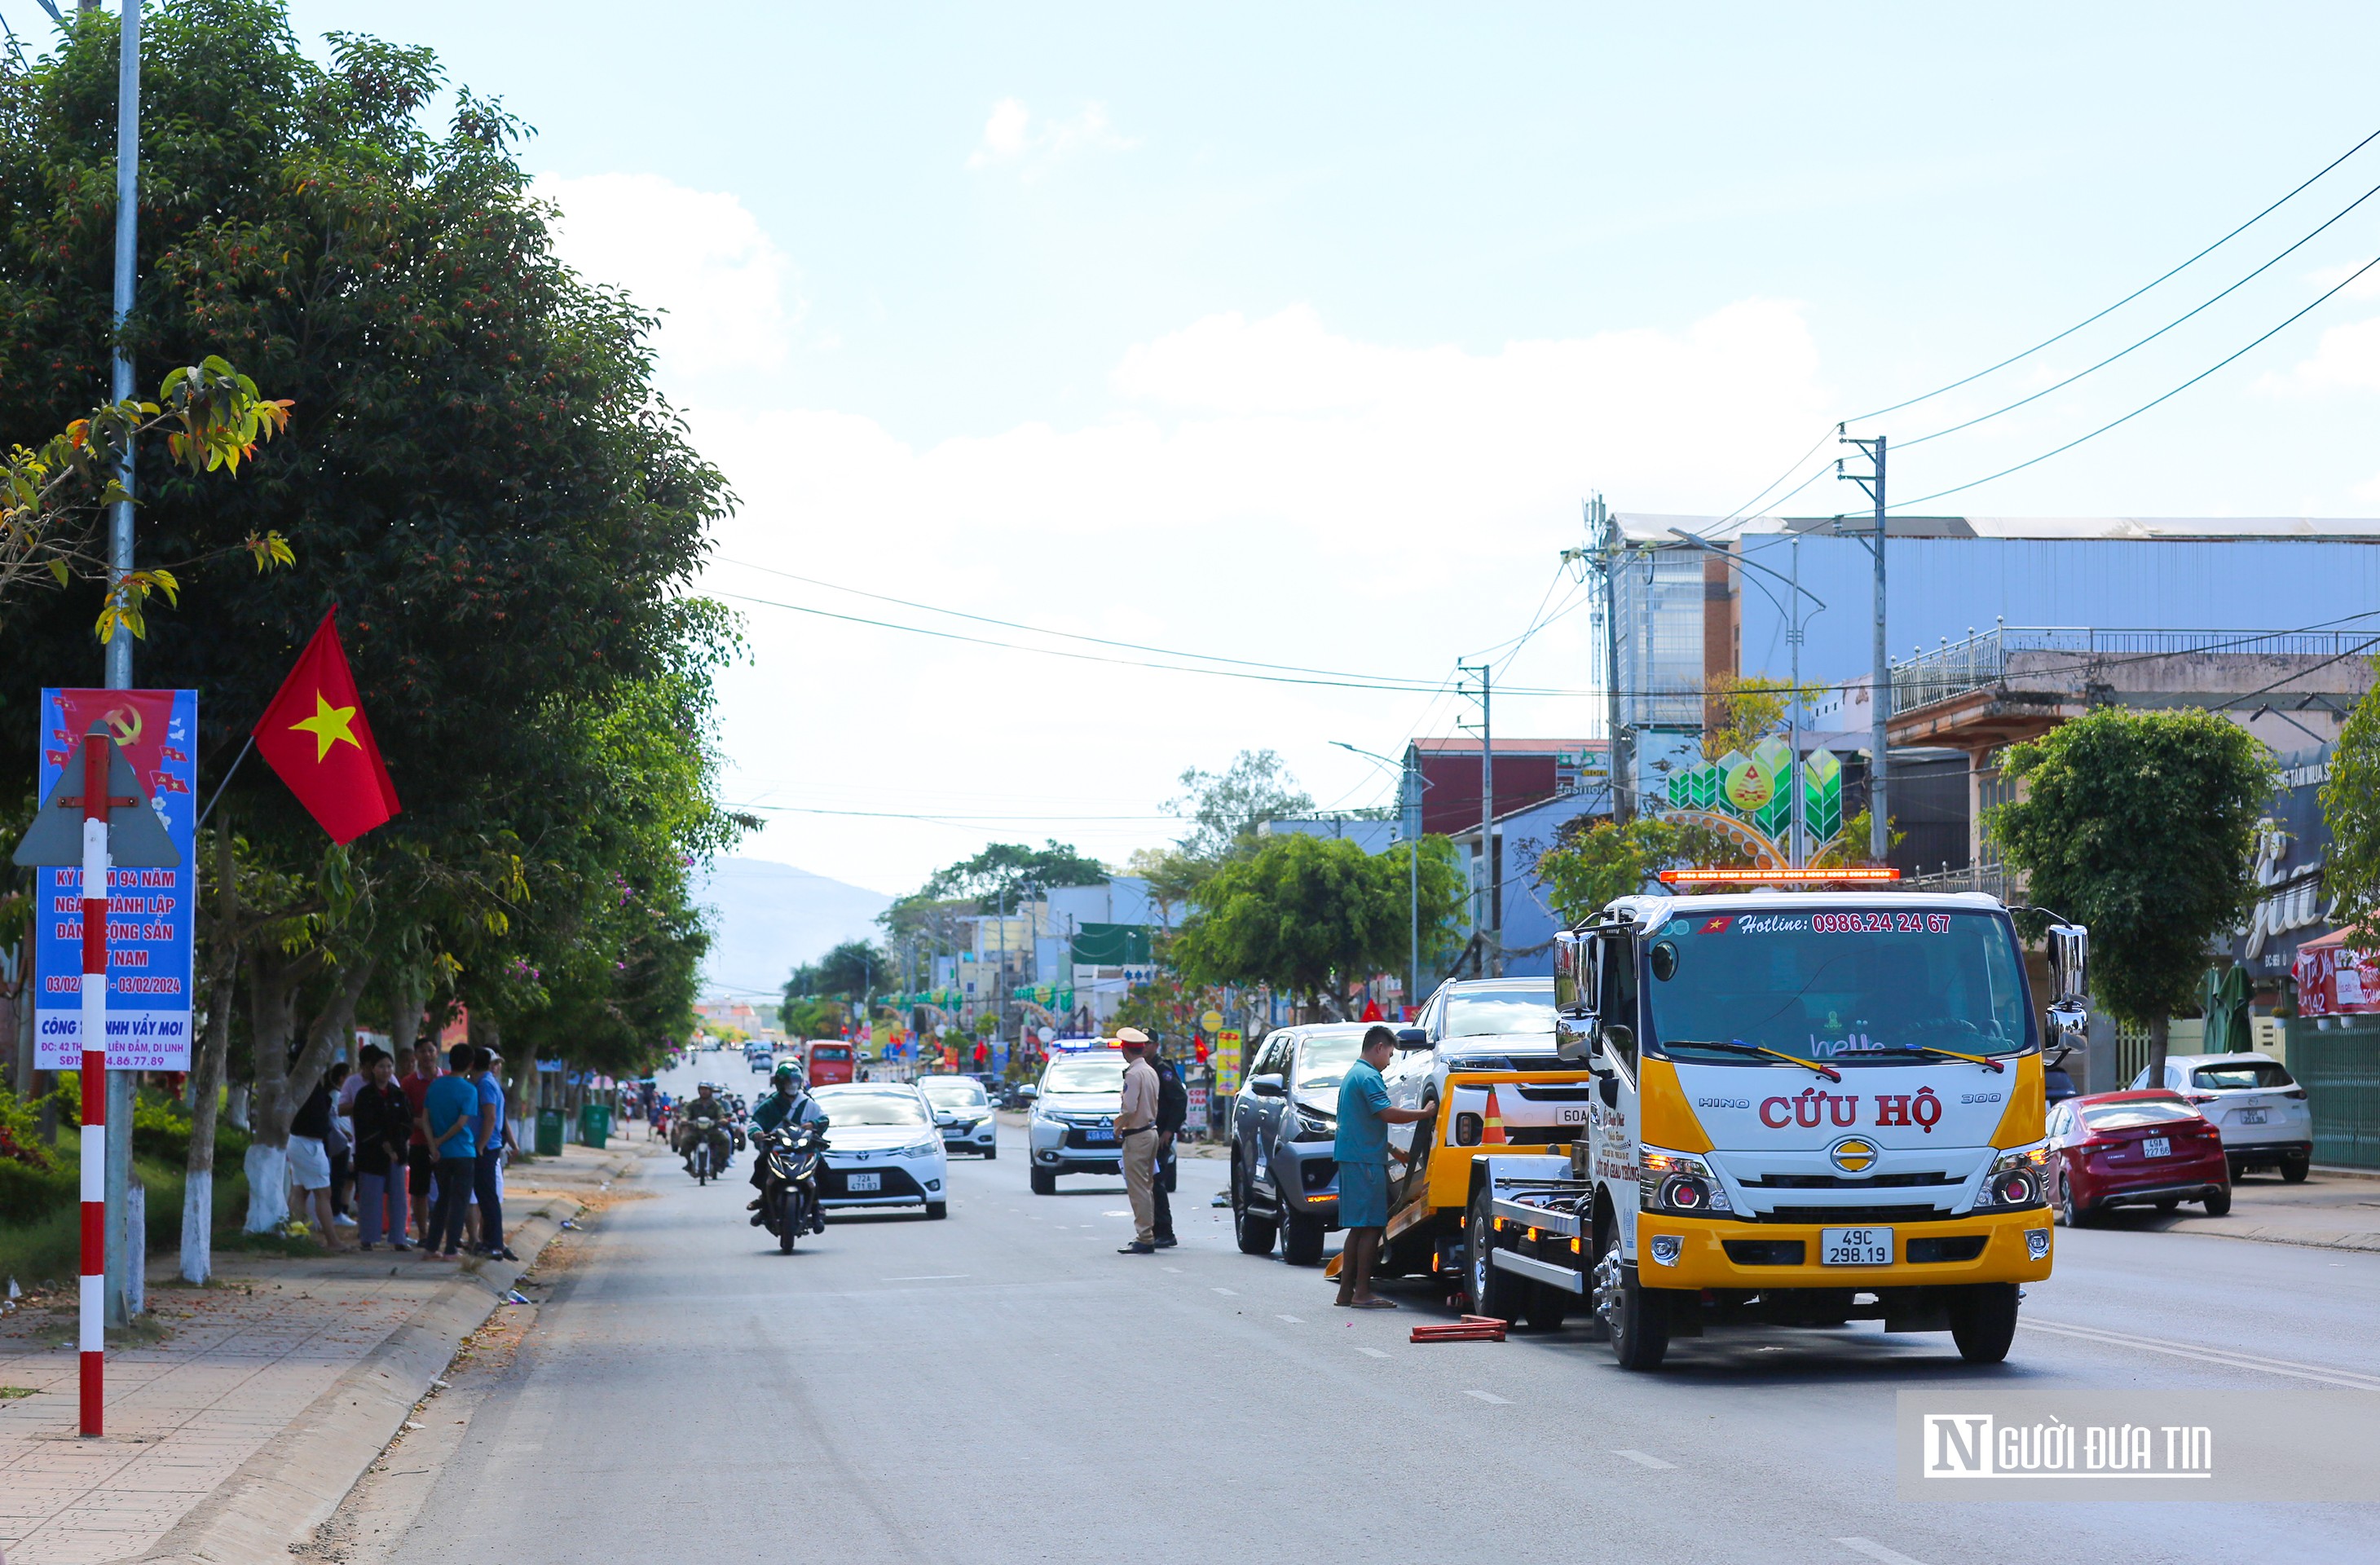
1640,1148 -> 1731,1215
1977,1144 -> 2051,1211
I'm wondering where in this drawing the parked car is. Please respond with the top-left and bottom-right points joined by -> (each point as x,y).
2043,1047 -> 2081,1106
1228,1022 -> 1372,1266
1382,976 -> 1573,1205
919,1073 -> 998,1158
1027,1044 -> 1127,1194
2047,1089 -> 2230,1224
2129,1052 -> 2312,1182
809,1082 -> 950,1219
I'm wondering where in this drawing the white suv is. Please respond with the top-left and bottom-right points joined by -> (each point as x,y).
2130,1052 -> 2312,1181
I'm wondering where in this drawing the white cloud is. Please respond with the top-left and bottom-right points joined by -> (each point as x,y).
689,301 -> 1833,890
532,171 -> 803,382
966,98 -> 1135,173
2256,314 -> 2380,395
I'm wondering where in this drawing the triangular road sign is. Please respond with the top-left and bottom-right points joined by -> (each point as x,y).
10,725 -> 180,868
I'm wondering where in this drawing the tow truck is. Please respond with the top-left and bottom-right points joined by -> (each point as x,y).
1446,881 -> 2088,1368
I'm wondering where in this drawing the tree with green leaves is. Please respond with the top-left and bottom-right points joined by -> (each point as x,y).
1162,749 -> 1313,870
1534,816 -> 1747,924
1988,708 -> 2273,1082
0,3 -> 736,1236
920,840 -> 1107,906
2320,669 -> 2380,946
1173,832 -> 1464,1016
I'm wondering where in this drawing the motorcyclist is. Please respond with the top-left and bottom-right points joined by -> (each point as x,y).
748,1064 -> 827,1222
675,1081 -> 734,1175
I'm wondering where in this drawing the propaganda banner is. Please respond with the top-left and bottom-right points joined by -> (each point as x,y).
33,688 -> 199,1070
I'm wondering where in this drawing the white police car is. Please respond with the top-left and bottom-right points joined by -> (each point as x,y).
1027,1038 -> 1127,1195
809,1082 -> 950,1219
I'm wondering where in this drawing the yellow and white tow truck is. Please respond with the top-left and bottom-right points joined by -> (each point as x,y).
1453,884 -> 2088,1368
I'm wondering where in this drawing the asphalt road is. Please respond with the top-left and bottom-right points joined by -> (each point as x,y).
371,1123 -> 2380,1565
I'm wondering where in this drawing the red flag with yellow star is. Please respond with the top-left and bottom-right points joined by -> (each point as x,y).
252,608 -> 401,844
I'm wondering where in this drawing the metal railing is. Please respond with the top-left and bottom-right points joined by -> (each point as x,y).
1889,624 -> 2380,713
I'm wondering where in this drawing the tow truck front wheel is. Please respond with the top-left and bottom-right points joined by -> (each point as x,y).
1465,1186 -> 1529,1324
1593,1230 -> 1670,1370
1948,1282 -> 2020,1364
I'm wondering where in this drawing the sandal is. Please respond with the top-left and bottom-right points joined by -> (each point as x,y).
1349,1297 -> 1400,1310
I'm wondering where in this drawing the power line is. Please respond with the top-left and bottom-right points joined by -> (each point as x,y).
1893,247 -> 2380,510
1898,169 -> 2380,451
716,589 -> 1607,698
719,557 -> 1447,686
1850,122 -> 2380,422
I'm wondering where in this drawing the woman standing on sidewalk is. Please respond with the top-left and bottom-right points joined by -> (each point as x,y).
352,1047 -> 416,1250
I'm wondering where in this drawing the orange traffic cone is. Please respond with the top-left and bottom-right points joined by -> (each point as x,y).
1483,1086 -> 1508,1145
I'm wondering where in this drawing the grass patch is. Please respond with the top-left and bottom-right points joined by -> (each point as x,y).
212,1224 -> 332,1258
0,1385 -> 37,1399
0,1155 -> 248,1288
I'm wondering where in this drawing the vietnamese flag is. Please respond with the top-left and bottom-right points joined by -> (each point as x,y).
253,608 -> 401,844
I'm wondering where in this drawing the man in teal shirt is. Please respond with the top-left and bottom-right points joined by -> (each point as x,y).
421,1045 -> 481,1259
1334,1025 -> 1428,1309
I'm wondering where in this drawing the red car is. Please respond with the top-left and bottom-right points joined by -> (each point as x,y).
2046,1089 -> 2231,1225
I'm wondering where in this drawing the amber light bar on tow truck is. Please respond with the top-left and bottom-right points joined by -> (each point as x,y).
1656,866 -> 1902,884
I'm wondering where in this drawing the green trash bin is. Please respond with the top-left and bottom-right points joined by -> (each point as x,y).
579,1101 -> 611,1150
536,1108 -> 566,1157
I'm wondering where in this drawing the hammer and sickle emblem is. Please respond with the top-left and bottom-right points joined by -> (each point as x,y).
102,705 -> 143,747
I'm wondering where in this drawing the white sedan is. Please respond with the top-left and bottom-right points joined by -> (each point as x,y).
918,1073 -> 998,1158
809,1083 -> 951,1219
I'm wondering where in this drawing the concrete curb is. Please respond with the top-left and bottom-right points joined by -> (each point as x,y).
123,1152 -> 640,1565
2184,1223 -> 2380,1254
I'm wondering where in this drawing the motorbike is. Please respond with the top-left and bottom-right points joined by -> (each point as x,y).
755,1119 -> 829,1252
685,1113 -> 729,1184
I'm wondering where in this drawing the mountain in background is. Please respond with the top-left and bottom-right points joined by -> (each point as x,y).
692,857 -> 892,1003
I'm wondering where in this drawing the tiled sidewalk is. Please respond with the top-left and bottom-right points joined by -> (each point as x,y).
0,1145 -> 627,1565
0,1259 -> 435,1563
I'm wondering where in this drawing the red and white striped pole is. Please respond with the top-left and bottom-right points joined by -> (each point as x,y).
78,732 -> 110,1437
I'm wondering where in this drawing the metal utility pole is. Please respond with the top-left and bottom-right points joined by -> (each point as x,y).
102,0 -> 143,1332
1457,661 -> 1496,976
1330,739 -> 1432,1013
1838,430 -> 1889,864
1568,496 -> 1629,824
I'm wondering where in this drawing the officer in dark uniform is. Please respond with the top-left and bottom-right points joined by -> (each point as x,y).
1151,1037 -> 1189,1249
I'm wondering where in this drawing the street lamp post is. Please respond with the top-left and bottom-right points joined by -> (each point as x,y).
1332,739 -> 1432,1012
1666,529 -> 1828,867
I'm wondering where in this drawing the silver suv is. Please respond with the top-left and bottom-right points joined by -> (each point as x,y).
1227,1023 -> 1373,1267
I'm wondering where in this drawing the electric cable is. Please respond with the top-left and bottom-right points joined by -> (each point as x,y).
1892,247 -> 2380,510
1897,170 -> 2380,451
1849,123 -> 2380,422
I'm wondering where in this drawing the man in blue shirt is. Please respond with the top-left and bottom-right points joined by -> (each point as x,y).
1334,1025 -> 1429,1309
421,1044 -> 481,1259
472,1048 -> 514,1261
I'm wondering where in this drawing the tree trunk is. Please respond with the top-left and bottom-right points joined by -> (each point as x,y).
2147,1012 -> 2170,1090
388,971 -> 422,1066
240,944 -> 324,1232
183,822 -> 238,1284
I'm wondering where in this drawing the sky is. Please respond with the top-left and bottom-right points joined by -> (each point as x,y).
243,1 -> 2380,897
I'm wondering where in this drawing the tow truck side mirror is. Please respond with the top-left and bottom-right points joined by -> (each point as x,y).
1554,930 -> 1592,1020
2046,924 -> 2089,1005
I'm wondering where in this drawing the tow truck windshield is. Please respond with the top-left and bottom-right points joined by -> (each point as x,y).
1642,906 -> 2033,1065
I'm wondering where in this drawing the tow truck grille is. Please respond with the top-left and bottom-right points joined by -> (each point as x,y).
1746,1172 -> 1959,1189
1758,1204 -> 1959,1225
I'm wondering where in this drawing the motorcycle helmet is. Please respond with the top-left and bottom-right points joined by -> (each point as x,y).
773,1063 -> 804,1089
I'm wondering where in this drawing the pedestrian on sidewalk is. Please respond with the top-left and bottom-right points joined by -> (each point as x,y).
422,1043 -> 481,1259
1115,1028 -> 1161,1254
472,1048 -> 517,1261
288,1070 -> 348,1252
324,1050 -> 357,1229
1333,1025 -> 1429,1310
400,1046 -> 439,1248
1151,1037 -> 1187,1250
352,1047 -> 415,1250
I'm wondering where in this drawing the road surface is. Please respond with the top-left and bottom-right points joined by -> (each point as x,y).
353,1124 -> 2380,1565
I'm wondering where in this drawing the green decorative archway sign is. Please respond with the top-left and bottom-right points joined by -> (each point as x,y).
1661,740 -> 1846,867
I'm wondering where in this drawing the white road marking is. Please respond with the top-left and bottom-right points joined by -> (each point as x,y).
1463,1390 -> 1511,1404
1276,1314 -> 1303,1324
1212,1287 -> 1238,1296
1354,1346 -> 1390,1359
2021,1317 -> 2380,1391
1104,1210 -> 1130,1216
1834,1538 -> 1929,1565
1611,1448 -> 1675,1469
883,1275 -> 968,1282
1163,1267 -> 1184,1274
